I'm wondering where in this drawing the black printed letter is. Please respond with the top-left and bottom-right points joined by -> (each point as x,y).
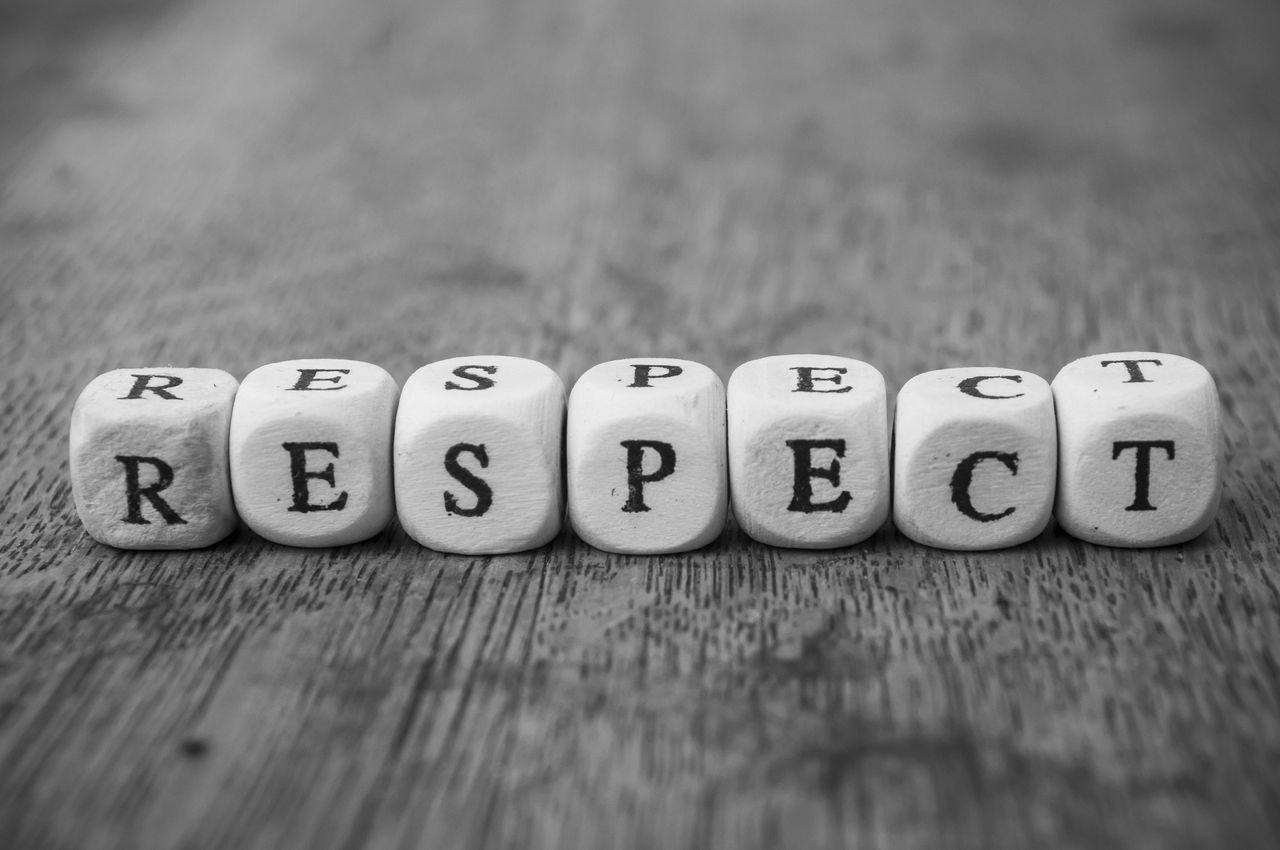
1100,359 -> 1163,383
1112,440 -> 1175,511
288,368 -> 351,391
957,375 -> 1024,399
119,374 -> 184,400
950,451 -> 1019,522
443,443 -> 493,516
116,456 -> 187,525
282,442 -> 348,512
620,440 -> 677,512
786,439 -> 852,513
627,364 -> 683,388
445,365 -> 498,391
790,367 -> 852,394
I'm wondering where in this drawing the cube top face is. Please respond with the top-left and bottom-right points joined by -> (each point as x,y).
233,359 -> 395,408
896,367 -> 1052,419
395,356 -> 565,554
70,368 -> 239,549
728,355 -> 889,548
73,368 -> 239,416
1052,351 -> 1215,406
893,367 -> 1056,550
230,359 -> 398,547
400,355 -> 563,405
568,358 -> 727,554
1053,351 -> 1222,547
569,358 -> 724,420
727,354 -> 887,414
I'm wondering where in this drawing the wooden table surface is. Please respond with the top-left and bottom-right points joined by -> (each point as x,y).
3,0 -> 1279,847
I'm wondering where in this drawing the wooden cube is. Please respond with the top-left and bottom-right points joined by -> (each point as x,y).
893,367 -> 1056,550
69,368 -> 239,549
229,360 -> 398,547
567,359 -> 727,554
394,356 -> 565,554
727,355 -> 889,548
1053,351 -> 1222,546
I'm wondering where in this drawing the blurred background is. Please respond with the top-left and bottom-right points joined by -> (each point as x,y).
6,0 -> 1278,387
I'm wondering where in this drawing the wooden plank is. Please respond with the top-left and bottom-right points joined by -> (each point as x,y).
2,0 -> 1279,847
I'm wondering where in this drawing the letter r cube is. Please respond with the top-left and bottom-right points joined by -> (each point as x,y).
567,359 -> 727,554
70,368 -> 239,549
394,356 -> 565,554
1053,351 -> 1222,546
230,360 -> 398,547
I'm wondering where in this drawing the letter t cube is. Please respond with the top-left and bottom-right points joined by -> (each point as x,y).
1053,351 -> 1222,546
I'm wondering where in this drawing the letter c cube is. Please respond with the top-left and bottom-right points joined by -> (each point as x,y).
893,367 -> 1056,550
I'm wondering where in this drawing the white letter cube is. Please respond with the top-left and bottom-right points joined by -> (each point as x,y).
394,356 -> 565,554
1053,351 -> 1222,546
69,368 -> 239,549
567,358 -> 727,554
728,355 -> 889,548
230,359 -> 398,547
893,367 -> 1056,550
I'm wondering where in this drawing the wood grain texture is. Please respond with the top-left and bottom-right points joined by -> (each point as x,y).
2,0 -> 1279,847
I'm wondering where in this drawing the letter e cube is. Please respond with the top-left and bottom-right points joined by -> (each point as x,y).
728,355 -> 889,548
230,360 -> 398,547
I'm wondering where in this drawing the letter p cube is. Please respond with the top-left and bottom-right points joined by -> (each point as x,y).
568,359 -> 727,553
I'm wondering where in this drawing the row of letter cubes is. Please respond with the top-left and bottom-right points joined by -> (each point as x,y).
69,353 -> 1223,554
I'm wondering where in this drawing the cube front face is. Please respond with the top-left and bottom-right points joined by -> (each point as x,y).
1053,352 -> 1222,547
229,360 -> 398,547
728,355 -> 889,548
893,368 -> 1056,550
69,368 -> 239,549
567,359 -> 727,554
394,356 -> 565,554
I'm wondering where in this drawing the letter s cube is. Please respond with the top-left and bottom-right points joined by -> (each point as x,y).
230,360 -> 398,547
69,368 -> 239,549
893,368 -> 1056,550
1053,351 -> 1222,546
567,359 -> 727,554
394,356 -> 565,554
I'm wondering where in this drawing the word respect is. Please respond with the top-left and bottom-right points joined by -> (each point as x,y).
69,352 -> 1223,554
